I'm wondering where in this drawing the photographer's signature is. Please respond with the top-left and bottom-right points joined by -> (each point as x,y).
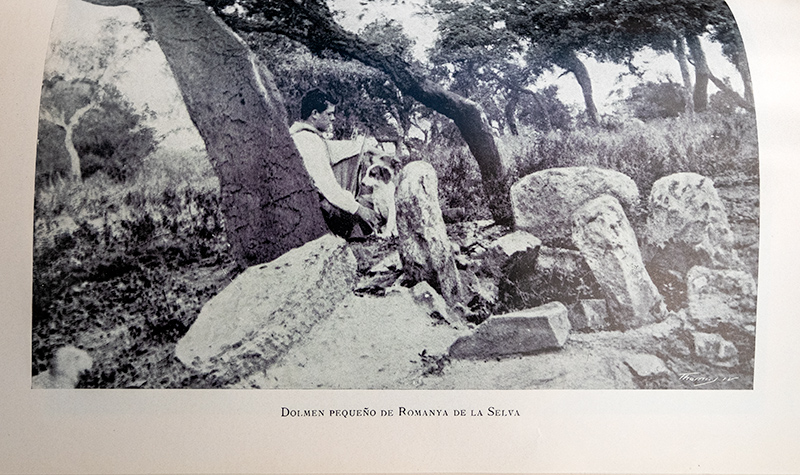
679,372 -> 740,386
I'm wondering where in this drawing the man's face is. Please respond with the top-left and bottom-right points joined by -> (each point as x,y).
311,103 -> 335,133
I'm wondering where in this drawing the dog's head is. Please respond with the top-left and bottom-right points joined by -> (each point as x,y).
362,163 -> 394,188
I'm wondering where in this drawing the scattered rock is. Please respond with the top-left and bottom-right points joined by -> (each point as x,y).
448,301 -> 570,359
488,230 -> 542,257
572,195 -> 664,329
175,234 -> 357,377
686,266 -> 757,335
623,353 -> 671,378
32,346 -> 93,389
568,299 -> 609,332
410,281 -> 461,327
693,332 -> 739,368
395,161 -> 465,306
511,166 -> 639,246
644,173 -> 744,273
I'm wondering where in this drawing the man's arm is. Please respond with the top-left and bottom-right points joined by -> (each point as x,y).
293,131 -> 361,214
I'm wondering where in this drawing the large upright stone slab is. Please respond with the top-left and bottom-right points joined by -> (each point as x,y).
511,166 -> 639,246
395,161 -> 465,306
449,301 -> 570,359
644,173 -> 744,273
572,195 -> 664,329
175,234 -> 357,376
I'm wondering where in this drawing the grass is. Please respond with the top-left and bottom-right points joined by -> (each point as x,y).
31,109 -> 759,388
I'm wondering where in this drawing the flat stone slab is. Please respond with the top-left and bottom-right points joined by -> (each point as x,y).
448,301 -> 570,359
489,230 -> 542,257
511,166 -> 639,246
175,234 -> 357,377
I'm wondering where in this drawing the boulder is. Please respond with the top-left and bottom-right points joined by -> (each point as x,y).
572,195 -> 664,329
32,346 -> 93,389
511,166 -> 639,246
568,299 -> 609,332
395,161 -> 465,306
448,301 -> 570,359
686,266 -> 757,335
644,173 -> 744,273
175,234 -> 357,377
623,353 -> 671,379
693,332 -> 740,368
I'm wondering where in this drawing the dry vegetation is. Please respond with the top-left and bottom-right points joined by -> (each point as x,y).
32,109 -> 759,388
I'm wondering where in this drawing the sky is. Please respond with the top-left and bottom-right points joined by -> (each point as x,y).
44,0 -> 746,150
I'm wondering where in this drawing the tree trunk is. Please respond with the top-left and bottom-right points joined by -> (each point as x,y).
557,51 -> 598,125
215,0 -> 514,225
673,36 -> 695,117
63,123 -> 82,180
132,0 -> 328,268
505,89 -> 520,136
686,35 -> 709,112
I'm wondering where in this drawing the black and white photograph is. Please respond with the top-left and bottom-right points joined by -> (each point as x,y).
29,0 -> 760,390
6,0 -> 800,473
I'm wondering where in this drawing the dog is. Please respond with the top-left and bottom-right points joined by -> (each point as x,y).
32,346 -> 93,389
361,162 -> 398,238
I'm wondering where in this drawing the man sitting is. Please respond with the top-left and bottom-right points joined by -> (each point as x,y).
289,89 -> 382,239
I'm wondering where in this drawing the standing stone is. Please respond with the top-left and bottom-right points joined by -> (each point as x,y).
175,234 -> 357,377
449,302 -> 571,359
572,195 -> 664,329
686,266 -> 757,335
395,161 -> 465,306
511,166 -> 639,246
644,173 -> 744,273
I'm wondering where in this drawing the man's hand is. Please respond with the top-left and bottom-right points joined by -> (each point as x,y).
355,204 -> 381,230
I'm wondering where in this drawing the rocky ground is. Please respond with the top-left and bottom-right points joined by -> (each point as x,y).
232,175 -> 759,390
32,173 -> 758,390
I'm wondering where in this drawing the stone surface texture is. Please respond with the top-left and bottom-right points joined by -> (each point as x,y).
686,265 -> 757,334
644,172 -> 744,272
395,160 -> 465,306
489,230 -> 542,257
693,332 -> 740,368
511,166 -> 639,246
175,234 -> 357,377
568,299 -> 609,332
449,301 -> 570,359
572,195 -> 664,329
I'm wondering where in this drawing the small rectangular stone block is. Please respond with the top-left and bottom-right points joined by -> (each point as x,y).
449,301 -> 570,359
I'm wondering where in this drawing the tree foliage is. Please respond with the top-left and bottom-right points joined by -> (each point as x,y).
37,76 -> 156,184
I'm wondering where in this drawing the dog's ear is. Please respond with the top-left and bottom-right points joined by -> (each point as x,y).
375,165 -> 393,184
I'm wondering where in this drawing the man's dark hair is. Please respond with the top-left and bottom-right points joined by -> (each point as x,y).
300,88 -> 336,120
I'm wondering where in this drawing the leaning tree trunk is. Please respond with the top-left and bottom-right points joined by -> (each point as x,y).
214,0 -> 514,225
557,51 -> 598,125
686,35 -> 710,112
85,0 -> 329,268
